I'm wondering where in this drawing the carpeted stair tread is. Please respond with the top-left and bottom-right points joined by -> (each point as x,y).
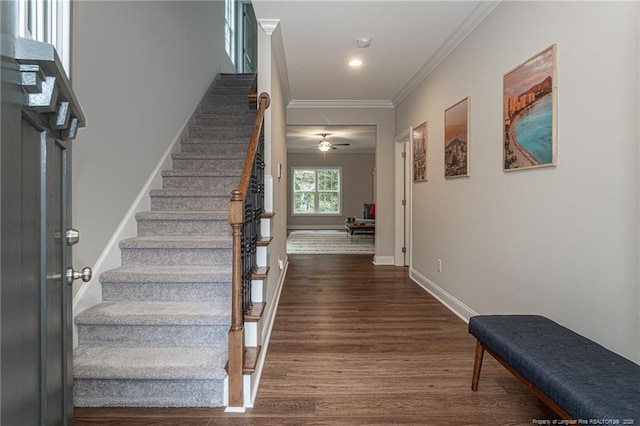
172,152 -> 246,160
100,265 -> 232,283
136,210 -> 228,221
74,346 -> 228,380
180,136 -> 250,144
161,169 -> 241,177
119,235 -> 232,249
194,112 -> 254,120
75,301 -> 231,326
183,128 -> 252,137
149,188 -> 230,198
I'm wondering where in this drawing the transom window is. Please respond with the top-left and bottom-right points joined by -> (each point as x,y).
18,0 -> 71,74
292,168 -> 341,215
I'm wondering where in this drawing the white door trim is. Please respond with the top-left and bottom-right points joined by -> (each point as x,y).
394,127 -> 412,267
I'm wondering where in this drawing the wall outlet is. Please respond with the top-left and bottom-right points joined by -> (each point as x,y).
437,259 -> 442,273
278,257 -> 284,270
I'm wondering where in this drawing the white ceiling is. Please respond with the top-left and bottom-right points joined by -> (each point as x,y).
251,0 -> 499,152
287,125 -> 377,153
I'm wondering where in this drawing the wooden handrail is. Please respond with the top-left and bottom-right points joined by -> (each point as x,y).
227,91 -> 270,409
235,92 -> 270,200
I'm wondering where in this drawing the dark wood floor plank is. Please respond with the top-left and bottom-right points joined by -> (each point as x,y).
74,254 -> 556,424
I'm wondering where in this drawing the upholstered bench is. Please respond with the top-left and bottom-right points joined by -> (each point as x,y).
469,315 -> 640,421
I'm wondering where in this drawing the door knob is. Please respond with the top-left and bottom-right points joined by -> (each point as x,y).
66,228 -> 80,246
66,266 -> 92,285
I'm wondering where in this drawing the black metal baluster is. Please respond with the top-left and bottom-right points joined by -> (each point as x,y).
240,119 -> 265,315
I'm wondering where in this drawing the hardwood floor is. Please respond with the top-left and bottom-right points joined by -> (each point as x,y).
74,254 -> 555,425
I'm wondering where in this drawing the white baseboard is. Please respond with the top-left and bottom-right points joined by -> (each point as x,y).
248,255 -> 289,407
409,268 -> 477,323
287,225 -> 344,230
373,255 -> 395,265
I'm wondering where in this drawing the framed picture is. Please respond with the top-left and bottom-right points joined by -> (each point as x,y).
444,97 -> 469,179
412,122 -> 427,182
503,44 -> 557,171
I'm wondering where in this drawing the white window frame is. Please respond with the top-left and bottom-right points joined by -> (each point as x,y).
291,167 -> 342,216
18,0 -> 72,74
224,0 -> 236,65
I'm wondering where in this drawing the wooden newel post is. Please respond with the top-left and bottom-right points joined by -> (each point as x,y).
228,189 -> 245,408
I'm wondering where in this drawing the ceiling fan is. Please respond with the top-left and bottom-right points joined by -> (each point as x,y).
317,133 -> 350,152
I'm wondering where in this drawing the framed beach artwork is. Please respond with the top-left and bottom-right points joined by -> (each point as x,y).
412,122 -> 427,182
444,97 -> 469,179
503,44 -> 557,171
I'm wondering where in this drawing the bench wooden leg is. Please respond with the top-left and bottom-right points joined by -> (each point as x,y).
471,340 -> 484,391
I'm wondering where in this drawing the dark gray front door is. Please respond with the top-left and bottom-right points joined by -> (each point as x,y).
1,8 -> 87,424
43,133 -> 73,425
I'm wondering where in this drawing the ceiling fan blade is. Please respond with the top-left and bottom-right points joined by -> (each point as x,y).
332,143 -> 350,146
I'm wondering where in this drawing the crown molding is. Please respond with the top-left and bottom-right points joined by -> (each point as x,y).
258,19 -> 280,35
392,0 -> 501,106
287,99 -> 394,109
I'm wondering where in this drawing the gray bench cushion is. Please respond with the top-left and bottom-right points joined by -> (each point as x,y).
469,315 -> 639,421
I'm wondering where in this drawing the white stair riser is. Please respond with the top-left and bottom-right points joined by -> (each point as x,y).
251,279 -> 264,304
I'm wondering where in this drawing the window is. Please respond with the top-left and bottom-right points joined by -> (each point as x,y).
292,168 -> 341,215
18,0 -> 71,74
224,0 -> 236,65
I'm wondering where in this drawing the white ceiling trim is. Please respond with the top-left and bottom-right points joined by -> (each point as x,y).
258,19 -> 280,35
288,99 -> 394,109
392,0 -> 501,106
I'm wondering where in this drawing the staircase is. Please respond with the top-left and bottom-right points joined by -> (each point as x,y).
73,74 -> 260,407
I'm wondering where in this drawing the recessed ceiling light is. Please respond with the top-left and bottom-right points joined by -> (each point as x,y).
349,59 -> 363,67
356,38 -> 371,48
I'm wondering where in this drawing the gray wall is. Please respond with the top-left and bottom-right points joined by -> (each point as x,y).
287,152 -> 375,229
71,1 -> 234,275
396,1 -> 640,362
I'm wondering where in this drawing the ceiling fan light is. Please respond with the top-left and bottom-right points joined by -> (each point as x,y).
319,141 -> 332,152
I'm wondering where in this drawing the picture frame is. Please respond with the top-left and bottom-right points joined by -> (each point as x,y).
503,44 -> 557,171
412,122 -> 427,182
444,97 -> 469,179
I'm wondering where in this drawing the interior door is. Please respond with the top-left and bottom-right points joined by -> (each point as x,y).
1,27 -> 87,425
394,128 -> 412,267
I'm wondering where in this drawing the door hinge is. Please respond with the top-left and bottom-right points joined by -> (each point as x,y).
402,247 -> 406,253
402,152 -> 406,158
401,200 -> 406,206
